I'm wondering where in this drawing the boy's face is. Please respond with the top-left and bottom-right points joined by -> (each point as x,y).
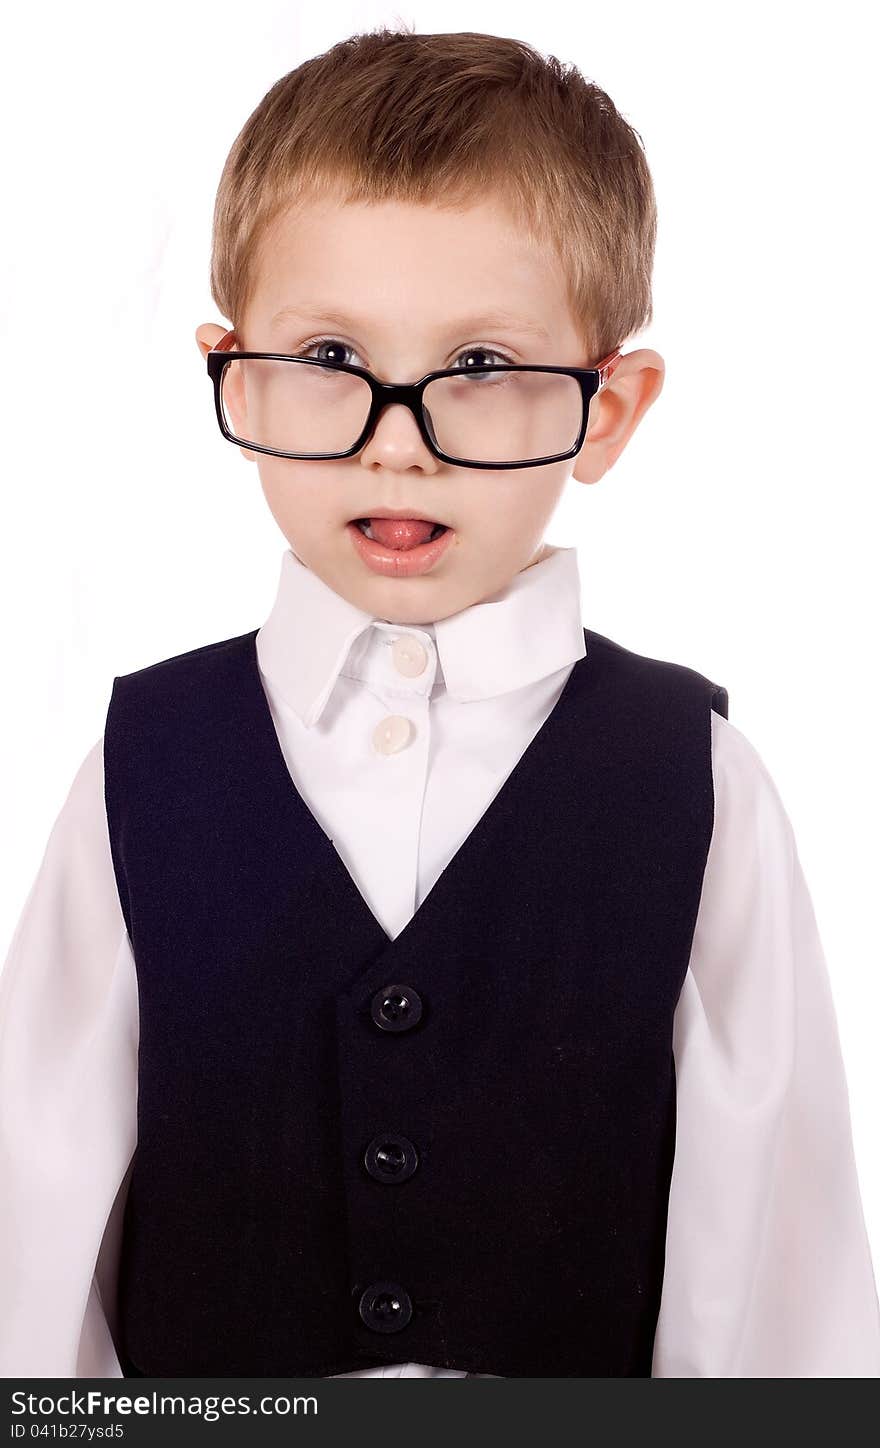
196,191 -> 663,625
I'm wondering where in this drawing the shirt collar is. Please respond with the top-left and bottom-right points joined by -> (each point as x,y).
256,544 -> 587,728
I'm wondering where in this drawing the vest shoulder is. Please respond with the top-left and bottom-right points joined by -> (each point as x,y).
105,630 -> 260,740
111,628 -> 257,690
584,628 -> 728,718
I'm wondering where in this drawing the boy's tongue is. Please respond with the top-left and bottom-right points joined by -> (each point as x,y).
367,517 -> 437,550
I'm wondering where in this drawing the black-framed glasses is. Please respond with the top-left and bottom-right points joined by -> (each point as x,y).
206,329 -> 622,471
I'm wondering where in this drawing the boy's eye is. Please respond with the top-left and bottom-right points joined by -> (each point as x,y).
453,346 -> 513,371
289,337 -> 515,371
291,337 -> 355,365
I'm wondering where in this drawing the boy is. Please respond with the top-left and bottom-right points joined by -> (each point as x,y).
1,27 -> 879,1378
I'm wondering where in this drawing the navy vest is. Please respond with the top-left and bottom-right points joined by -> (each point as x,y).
103,625 -> 727,1377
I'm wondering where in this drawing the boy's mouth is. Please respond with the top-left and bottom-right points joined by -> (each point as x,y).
346,515 -> 456,578
351,516 -> 449,551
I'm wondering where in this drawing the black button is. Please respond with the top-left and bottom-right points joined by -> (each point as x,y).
370,983 -> 423,1032
358,1281 -> 413,1333
364,1133 -> 419,1183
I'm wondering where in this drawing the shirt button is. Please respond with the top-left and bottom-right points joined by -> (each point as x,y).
391,634 -> 428,677
358,1281 -> 413,1333
372,714 -> 414,755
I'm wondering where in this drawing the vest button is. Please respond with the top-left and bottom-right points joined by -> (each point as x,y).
358,1281 -> 413,1333
364,1133 -> 419,1182
370,983 -> 424,1032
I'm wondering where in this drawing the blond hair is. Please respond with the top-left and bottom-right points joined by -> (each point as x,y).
209,25 -> 657,363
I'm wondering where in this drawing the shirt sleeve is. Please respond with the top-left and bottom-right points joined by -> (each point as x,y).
0,737 -> 138,1377
652,711 -> 880,1377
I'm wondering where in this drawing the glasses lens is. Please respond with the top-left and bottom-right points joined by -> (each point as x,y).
219,360 -> 584,463
423,368 -> 583,464
219,358 -> 373,457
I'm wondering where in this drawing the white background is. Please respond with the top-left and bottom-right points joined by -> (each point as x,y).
2,2 -> 878,1282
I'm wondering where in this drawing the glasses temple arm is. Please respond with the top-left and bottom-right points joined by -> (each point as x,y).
594,348 -> 622,390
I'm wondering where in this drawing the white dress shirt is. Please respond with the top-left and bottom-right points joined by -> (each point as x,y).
1,543 -> 879,1379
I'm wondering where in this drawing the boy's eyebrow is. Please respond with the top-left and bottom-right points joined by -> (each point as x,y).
269,301 -> 552,342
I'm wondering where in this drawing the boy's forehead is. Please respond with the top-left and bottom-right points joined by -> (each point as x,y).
266,189 -> 530,254
248,192 -> 574,339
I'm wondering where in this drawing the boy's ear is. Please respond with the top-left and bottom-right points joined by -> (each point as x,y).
195,323 -> 230,360
194,322 -> 256,465
571,348 -> 665,485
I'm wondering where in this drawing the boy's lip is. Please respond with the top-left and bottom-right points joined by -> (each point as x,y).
351,507 -> 451,525
347,519 -> 455,577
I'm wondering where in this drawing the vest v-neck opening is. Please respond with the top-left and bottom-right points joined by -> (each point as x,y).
246,627 -> 590,952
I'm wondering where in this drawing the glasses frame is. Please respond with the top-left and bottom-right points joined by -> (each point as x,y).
206,328 -> 623,471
